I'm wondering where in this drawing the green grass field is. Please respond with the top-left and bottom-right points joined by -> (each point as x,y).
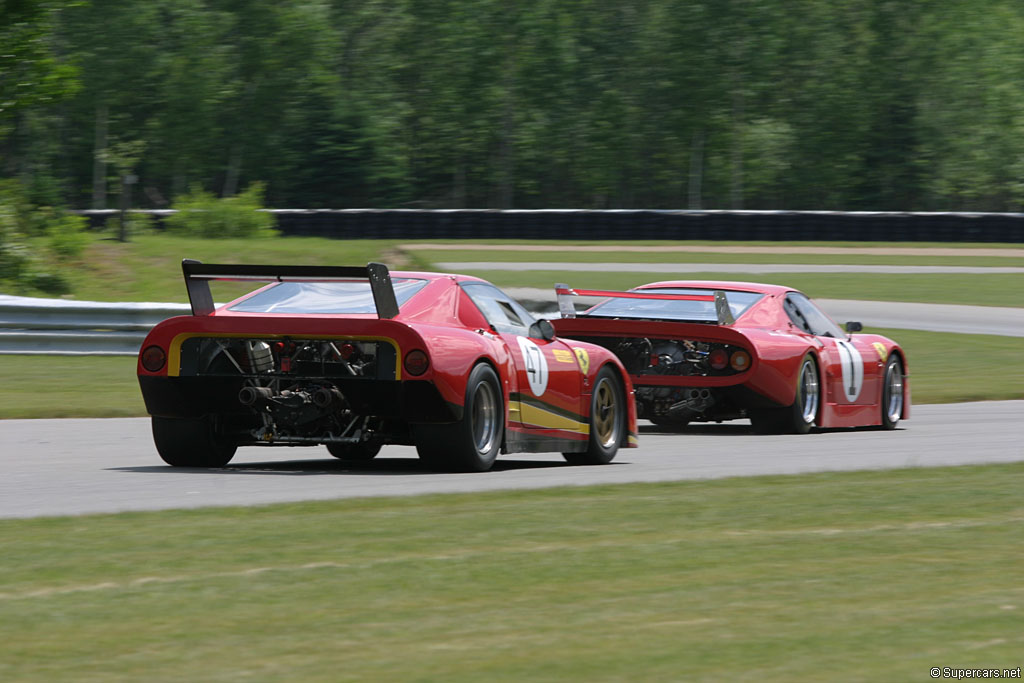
34,234 -> 431,303
0,327 -> 1019,418
11,234 -> 1024,307
2,464 -> 1022,681
413,247 -> 1024,267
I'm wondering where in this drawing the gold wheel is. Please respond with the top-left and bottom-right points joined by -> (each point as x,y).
593,377 -> 618,448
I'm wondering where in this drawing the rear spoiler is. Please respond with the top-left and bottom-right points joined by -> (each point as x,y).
554,283 -> 735,325
182,259 -> 399,318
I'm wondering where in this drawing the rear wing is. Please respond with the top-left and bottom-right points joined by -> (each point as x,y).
182,259 -> 399,318
554,283 -> 736,325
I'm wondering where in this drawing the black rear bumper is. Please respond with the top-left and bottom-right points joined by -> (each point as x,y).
138,376 -> 459,423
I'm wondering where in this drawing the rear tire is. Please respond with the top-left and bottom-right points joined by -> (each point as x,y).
415,363 -> 503,472
880,355 -> 904,430
564,366 -> 625,465
750,354 -> 819,435
326,441 -> 382,461
152,416 -> 236,467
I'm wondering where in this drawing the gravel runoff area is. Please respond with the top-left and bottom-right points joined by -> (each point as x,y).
407,244 -> 1024,257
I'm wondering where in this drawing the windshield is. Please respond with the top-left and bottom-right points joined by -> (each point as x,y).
585,287 -> 764,322
227,278 -> 428,314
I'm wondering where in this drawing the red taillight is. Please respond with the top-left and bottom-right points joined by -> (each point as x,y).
708,348 -> 729,370
141,345 -> 166,372
404,349 -> 429,376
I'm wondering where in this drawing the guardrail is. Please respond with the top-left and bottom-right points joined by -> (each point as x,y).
0,293 -> 558,355
0,296 -> 190,355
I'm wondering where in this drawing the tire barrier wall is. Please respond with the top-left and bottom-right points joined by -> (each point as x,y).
77,209 -> 1024,242
0,295 -> 189,355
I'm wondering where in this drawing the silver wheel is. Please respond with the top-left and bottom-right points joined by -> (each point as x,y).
882,356 -> 904,429
471,379 -> 500,453
797,358 -> 819,426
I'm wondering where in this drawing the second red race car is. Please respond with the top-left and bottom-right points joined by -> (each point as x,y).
137,261 -> 637,472
552,280 -> 909,434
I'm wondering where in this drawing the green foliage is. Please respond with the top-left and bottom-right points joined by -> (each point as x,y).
0,181 -> 82,294
164,183 -> 276,238
5,1 -> 1024,211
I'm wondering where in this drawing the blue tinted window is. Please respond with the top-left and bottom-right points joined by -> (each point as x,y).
586,288 -> 763,322
228,279 -> 427,314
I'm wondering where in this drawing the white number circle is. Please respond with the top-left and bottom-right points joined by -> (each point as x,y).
516,336 -> 549,397
834,339 -> 864,402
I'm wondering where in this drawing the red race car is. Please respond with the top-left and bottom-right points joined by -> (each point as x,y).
552,280 -> 909,434
137,261 -> 637,472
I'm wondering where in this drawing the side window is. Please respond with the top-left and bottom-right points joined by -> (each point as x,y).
787,293 -> 845,338
462,283 -> 537,335
783,295 -> 812,333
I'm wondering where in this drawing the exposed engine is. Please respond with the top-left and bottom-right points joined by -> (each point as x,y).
570,335 -> 753,423
180,337 -> 392,446
573,336 -> 751,379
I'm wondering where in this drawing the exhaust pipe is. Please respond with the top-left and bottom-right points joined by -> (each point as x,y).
239,386 -> 274,406
312,387 -> 344,408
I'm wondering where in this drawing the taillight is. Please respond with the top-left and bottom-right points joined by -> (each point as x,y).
404,349 -> 429,376
141,345 -> 166,372
708,348 -> 729,370
730,349 -> 751,372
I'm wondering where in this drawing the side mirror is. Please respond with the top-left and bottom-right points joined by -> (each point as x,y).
529,319 -> 556,341
845,321 -> 863,333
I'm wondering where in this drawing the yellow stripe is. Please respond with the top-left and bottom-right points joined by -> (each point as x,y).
167,332 -> 401,378
511,399 -> 590,434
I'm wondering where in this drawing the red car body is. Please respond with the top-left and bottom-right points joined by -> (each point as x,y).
137,261 -> 636,471
552,280 -> 910,432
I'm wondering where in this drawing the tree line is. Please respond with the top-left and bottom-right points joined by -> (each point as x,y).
3,0 -> 1024,213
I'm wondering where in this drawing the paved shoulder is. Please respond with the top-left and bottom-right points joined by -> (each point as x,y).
438,261 -> 1024,274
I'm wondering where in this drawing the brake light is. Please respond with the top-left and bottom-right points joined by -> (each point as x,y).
141,345 -> 166,372
404,349 -> 429,376
708,348 -> 729,370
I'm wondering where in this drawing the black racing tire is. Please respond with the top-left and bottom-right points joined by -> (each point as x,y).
415,363 -> 503,472
564,366 -> 625,465
152,416 -> 237,467
326,441 -> 382,461
750,354 -> 819,435
880,354 -> 904,430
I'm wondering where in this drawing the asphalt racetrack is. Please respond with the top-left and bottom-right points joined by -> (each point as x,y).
2,400 -> 1021,519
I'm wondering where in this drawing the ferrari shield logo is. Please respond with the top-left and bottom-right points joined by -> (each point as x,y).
573,347 -> 590,375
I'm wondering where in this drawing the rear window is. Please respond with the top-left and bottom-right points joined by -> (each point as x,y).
228,279 -> 428,314
586,288 -> 764,322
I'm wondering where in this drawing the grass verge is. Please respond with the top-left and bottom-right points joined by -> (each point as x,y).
414,248 -> 1024,267
0,328 -> 1019,418
2,464 -> 1023,681
26,234 -> 432,303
